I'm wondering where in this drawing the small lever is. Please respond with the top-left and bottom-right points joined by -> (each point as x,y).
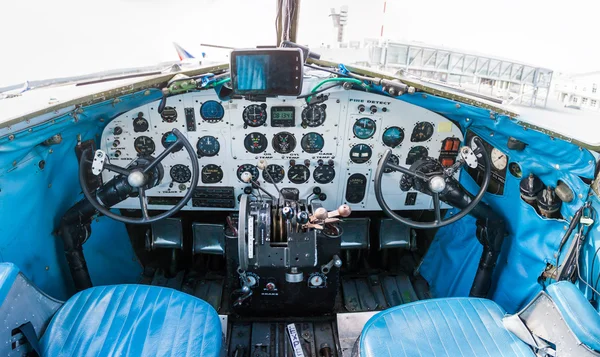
321,255 -> 342,274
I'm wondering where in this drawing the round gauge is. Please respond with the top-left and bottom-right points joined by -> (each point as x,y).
237,164 -> 259,182
272,132 -> 296,154
349,144 -> 372,164
301,104 -> 327,127
133,115 -> 149,132
196,136 -> 220,157
353,118 -> 376,139
134,136 -> 156,156
313,165 -> 335,184
509,162 -> 522,178
161,131 -> 183,151
202,164 -> 224,184
243,104 -> 268,127
244,132 -> 268,154
491,148 -> 508,170
410,122 -> 434,142
200,100 -> 225,122
170,164 -> 192,183
263,164 -> 285,183
288,165 -> 310,184
382,127 -> 405,148
300,132 -> 325,154
406,146 -> 429,165
161,106 -> 178,123
383,154 -> 400,173
308,273 -> 326,287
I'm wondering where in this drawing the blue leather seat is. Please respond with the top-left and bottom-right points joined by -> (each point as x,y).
40,285 -> 222,357
359,297 -> 535,357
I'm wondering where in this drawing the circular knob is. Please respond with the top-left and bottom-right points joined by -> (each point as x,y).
358,104 -> 365,112
257,159 -> 267,170
370,105 -> 378,113
318,193 -> 327,201
282,206 -> 295,220
241,171 -> 253,183
266,282 -> 276,291
304,159 -> 311,167
114,150 -> 121,158
243,186 -> 253,194
112,140 -> 120,147
317,159 -> 324,166
313,187 -> 322,195
113,126 -> 123,135
297,211 -> 309,224
313,207 -> 328,221
337,204 -> 351,217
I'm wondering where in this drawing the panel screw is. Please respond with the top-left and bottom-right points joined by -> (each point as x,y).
8,134 -> 14,141
45,266 -> 49,271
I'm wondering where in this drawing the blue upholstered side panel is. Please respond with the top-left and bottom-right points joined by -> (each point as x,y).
360,297 -> 534,357
547,281 -> 600,351
0,90 -> 161,299
403,91 -> 597,313
40,285 -> 222,357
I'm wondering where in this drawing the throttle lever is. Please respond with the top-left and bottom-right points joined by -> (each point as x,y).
320,255 -> 342,274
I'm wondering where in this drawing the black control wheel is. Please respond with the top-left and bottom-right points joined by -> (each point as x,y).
373,136 -> 491,229
79,128 -> 199,224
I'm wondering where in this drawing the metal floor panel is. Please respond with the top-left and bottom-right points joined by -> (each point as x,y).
341,272 -> 425,312
336,312 -> 378,357
227,320 -> 339,357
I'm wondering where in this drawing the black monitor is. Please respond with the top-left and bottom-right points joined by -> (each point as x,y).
230,48 -> 303,97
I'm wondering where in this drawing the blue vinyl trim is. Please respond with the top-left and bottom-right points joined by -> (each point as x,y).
0,262 -> 19,303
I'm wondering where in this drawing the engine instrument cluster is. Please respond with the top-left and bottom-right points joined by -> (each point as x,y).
101,78 -> 463,212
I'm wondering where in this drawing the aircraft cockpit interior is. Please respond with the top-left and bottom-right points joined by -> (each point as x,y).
1,40 -> 600,357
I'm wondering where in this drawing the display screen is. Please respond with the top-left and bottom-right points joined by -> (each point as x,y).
231,49 -> 303,96
271,106 -> 295,127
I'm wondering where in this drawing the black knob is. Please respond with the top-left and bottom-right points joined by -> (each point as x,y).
370,105 -> 377,113
289,159 -> 296,166
358,104 -> 365,112
114,150 -> 121,158
282,206 -> 295,220
327,159 -> 334,166
313,187 -> 322,195
304,159 -> 311,167
318,193 -> 327,201
382,107 -> 388,112
113,127 -> 123,135
317,159 -> 324,166
112,140 -> 120,147
243,186 -> 253,194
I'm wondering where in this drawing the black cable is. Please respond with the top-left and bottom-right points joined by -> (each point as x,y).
296,83 -> 341,100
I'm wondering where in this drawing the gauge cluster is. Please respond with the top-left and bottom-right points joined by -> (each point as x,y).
100,79 -> 463,212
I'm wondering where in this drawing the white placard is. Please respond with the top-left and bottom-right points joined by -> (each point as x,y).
286,324 -> 306,357
247,216 -> 254,259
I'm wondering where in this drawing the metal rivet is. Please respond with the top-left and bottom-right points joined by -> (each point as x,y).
8,134 -> 14,141
45,266 -> 49,271
455,103 -> 460,109
465,118 -> 470,122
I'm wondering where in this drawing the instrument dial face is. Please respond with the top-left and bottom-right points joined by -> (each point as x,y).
263,164 -> 285,183
382,127 -> 405,148
272,132 -> 296,154
244,132 -> 268,154
313,165 -> 336,184
301,104 -> 326,127
161,131 -> 182,151
491,148 -> 508,170
243,104 -> 267,127
134,136 -> 156,156
161,106 -> 178,123
300,132 -> 325,153
410,122 -> 434,142
237,164 -> 259,182
353,118 -> 376,139
133,114 -> 149,132
406,146 -> 429,165
200,100 -> 225,122
170,164 -> 191,183
196,136 -> 220,157
287,165 -> 310,184
201,164 -> 224,184
383,153 -> 400,173
349,144 -> 372,164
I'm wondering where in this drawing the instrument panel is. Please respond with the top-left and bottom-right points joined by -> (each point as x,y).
101,78 -> 464,211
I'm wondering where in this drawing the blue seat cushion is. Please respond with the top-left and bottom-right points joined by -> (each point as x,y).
360,297 -> 534,357
40,285 -> 222,357
546,281 -> 600,351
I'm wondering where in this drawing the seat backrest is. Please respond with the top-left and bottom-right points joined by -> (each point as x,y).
0,263 -> 62,356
